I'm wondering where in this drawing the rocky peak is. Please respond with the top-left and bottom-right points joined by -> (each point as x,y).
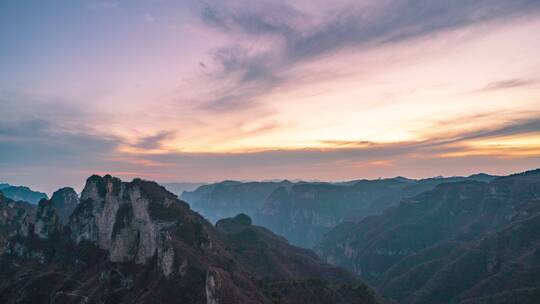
34,198 -> 63,239
0,192 -> 34,240
50,187 -> 79,224
69,174 -> 189,276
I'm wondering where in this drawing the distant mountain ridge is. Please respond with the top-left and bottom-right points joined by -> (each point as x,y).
0,183 -> 48,204
182,174 -> 497,248
316,169 -> 540,303
160,182 -> 207,197
181,180 -> 295,223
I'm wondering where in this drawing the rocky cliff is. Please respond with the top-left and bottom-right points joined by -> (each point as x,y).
50,187 -> 79,224
68,175 -> 184,273
0,192 -> 34,252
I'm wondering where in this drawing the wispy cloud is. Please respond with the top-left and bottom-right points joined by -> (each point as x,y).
86,0 -> 119,10
144,14 -> 156,23
480,79 -> 535,92
118,116 -> 540,181
0,118 -> 119,166
132,130 -> 176,150
196,0 -> 540,111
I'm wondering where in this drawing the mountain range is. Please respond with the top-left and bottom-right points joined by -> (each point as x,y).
2,169 -> 540,303
0,183 -> 48,205
317,169 -> 540,303
182,174 -> 496,248
0,175 -> 380,304
180,180 -> 294,224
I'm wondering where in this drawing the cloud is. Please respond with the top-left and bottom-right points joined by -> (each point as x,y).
196,0 -> 540,111
0,93 -> 123,191
458,117 -> 540,141
133,130 -> 176,149
118,115 -> 540,182
2,110 -> 538,192
86,0 -> 119,10
144,14 -> 156,22
480,79 -> 535,92
0,118 -> 123,192
0,119 -> 119,167
202,0 -> 540,63
3,1 -> 540,192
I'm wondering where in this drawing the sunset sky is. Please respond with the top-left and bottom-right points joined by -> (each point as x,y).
1,0 -> 540,193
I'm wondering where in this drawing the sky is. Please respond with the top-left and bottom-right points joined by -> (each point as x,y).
1,0 -> 540,193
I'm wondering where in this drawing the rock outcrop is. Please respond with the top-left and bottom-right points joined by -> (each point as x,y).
67,175 -> 203,276
34,198 -> 62,239
0,192 -> 34,250
50,187 -> 79,224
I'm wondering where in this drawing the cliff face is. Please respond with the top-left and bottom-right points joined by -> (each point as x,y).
316,169 -> 540,303
0,175 -> 380,304
68,175 -> 181,273
34,198 -> 63,240
50,187 -> 79,224
0,192 -> 34,251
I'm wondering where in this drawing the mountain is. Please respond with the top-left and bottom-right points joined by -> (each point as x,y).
216,214 -> 381,304
255,175 -> 496,248
181,180 -> 293,223
317,169 -> 540,303
181,176 -> 497,249
0,175 -> 380,304
161,182 -> 207,197
0,187 -> 76,252
0,184 -> 48,204
0,192 -> 35,253
49,187 -> 79,224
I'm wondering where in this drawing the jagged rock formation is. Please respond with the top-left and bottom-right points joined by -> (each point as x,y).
255,175 -> 496,248
0,192 -> 34,251
34,198 -> 63,240
0,184 -> 48,204
317,169 -> 540,303
181,180 -> 293,223
0,175 -> 380,304
68,175 -> 184,271
50,187 -> 79,224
